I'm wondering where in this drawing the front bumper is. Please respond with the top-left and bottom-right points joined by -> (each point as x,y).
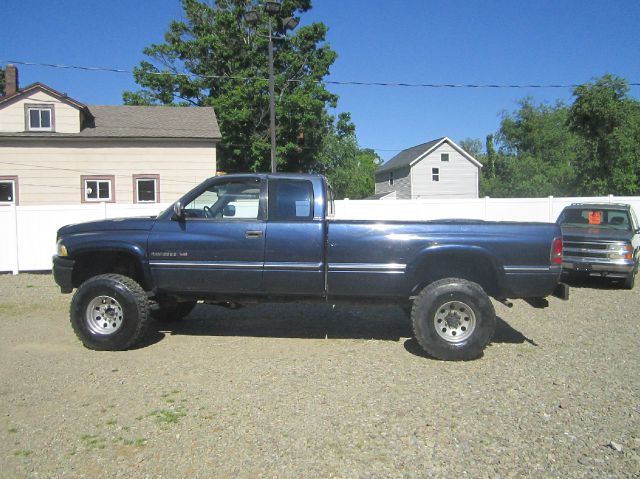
562,257 -> 635,278
53,255 -> 75,293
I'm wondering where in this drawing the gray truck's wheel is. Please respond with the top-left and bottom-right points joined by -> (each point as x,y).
70,274 -> 151,351
623,270 -> 636,290
411,278 -> 496,360
151,300 -> 197,322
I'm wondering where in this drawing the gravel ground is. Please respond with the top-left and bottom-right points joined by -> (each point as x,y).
0,273 -> 639,478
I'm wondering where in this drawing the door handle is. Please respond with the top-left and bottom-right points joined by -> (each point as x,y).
245,230 -> 263,239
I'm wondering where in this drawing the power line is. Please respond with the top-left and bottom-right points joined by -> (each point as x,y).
6,60 -> 638,89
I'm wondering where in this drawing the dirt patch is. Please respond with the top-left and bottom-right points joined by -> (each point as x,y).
1,273 -> 639,478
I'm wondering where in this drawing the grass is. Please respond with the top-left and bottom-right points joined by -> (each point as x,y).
13,450 -> 32,457
149,406 -> 187,425
80,434 -> 106,450
8,427 -> 18,433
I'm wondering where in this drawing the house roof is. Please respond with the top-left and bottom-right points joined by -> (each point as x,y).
0,82 -> 88,111
0,103 -> 221,140
376,137 -> 482,173
0,78 -> 221,140
79,105 -> 221,139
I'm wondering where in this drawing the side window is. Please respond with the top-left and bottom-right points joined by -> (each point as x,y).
0,176 -> 18,205
326,182 -> 335,218
134,175 -> 159,203
269,180 -> 314,221
183,180 -> 261,220
81,175 -> 114,203
432,168 -> 440,182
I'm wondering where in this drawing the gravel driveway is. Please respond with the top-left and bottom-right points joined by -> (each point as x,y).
0,273 -> 639,478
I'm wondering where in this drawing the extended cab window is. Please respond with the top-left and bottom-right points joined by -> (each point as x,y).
269,180 -> 313,221
183,180 -> 261,220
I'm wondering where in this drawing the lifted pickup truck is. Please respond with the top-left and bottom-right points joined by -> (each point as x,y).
557,203 -> 639,289
53,173 -> 568,360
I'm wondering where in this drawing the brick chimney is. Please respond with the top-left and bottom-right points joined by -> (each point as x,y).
4,64 -> 19,96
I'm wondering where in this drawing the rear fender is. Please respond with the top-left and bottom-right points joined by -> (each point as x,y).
406,244 -> 504,297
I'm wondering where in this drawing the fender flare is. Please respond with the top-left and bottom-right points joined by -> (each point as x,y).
406,244 -> 504,295
69,241 -> 153,289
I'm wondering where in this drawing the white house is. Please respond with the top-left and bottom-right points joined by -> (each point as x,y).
0,65 -> 221,206
374,137 -> 482,199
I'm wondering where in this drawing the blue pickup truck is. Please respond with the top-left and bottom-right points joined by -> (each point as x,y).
53,173 -> 568,360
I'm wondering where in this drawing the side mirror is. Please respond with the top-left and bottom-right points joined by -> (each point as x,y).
172,201 -> 185,220
223,204 -> 236,217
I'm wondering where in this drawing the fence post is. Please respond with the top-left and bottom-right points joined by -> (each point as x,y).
484,196 -> 490,220
102,201 -> 108,219
548,196 -> 554,222
10,204 -> 19,275
609,194 -> 614,204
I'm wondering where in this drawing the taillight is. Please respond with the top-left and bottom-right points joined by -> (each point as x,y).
551,237 -> 563,264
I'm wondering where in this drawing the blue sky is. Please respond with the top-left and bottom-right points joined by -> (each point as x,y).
2,0 -> 639,162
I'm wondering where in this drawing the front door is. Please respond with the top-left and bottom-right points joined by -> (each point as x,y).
148,178 -> 266,295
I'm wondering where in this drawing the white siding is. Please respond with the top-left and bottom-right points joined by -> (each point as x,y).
375,166 -> 411,199
0,90 -> 81,133
410,143 -> 479,198
0,139 -> 217,205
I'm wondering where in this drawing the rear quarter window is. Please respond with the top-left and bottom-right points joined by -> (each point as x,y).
268,180 -> 314,221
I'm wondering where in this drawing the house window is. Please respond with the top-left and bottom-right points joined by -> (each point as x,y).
133,175 -> 160,203
81,176 -> 115,203
26,105 -> 54,131
389,172 -> 394,186
432,168 -> 440,182
0,176 -> 18,205
441,153 -> 449,162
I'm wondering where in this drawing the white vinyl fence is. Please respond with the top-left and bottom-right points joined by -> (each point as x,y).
2,195 -> 640,274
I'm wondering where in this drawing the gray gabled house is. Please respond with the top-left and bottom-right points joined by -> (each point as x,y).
374,137 -> 482,199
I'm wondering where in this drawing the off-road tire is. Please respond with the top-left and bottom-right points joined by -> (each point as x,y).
411,278 -> 496,361
151,300 -> 197,322
623,270 -> 636,290
70,274 -> 151,351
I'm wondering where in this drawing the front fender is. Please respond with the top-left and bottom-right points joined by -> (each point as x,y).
65,238 -> 153,290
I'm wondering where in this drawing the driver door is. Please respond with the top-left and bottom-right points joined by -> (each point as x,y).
148,177 -> 266,295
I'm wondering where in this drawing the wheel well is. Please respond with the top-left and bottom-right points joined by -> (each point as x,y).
72,251 -> 148,290
410,253 -> 500,297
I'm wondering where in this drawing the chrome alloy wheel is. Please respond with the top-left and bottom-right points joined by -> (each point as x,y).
86,296 -> 124,335
434,301 -> 476,343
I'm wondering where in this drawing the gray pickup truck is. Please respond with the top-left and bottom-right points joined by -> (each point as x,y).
557,203 -> 640,289
53,173 -> 568,360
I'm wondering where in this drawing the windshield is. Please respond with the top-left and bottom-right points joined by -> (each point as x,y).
558,208 -> 631,231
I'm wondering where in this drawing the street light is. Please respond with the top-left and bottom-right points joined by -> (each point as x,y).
244,1 -> 299,173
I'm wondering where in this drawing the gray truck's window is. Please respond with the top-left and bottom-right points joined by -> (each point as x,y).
269,180 -> 314,221
184,180 -> 260,220
559,208 -> 632,231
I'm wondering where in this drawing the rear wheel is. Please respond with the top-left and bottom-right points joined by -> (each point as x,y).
70,274 -> 151,351
411,278 -> 496,360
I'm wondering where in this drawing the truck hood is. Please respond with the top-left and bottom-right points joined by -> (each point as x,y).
561,226 -> 633,242
58,217 -> 157,236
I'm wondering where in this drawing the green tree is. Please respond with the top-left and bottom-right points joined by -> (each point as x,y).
124,0 -> 340,173
497,98 -> 578,196
568,74 -> 640,195
0,67 -> 5,96
315,113 -> 380,199
458,138 -> 483,159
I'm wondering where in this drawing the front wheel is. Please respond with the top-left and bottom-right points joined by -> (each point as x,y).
623,269 -> 636,290
411,278 -> 496,360
70,274 -> 151,351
